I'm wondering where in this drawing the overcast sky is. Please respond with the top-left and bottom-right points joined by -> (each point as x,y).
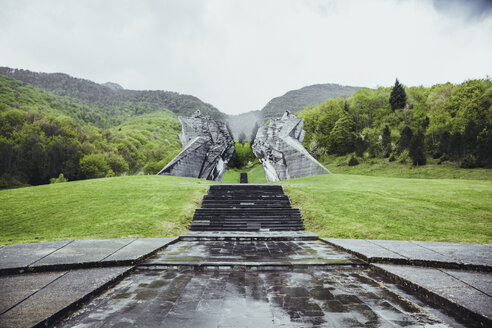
1,0 -> 491,114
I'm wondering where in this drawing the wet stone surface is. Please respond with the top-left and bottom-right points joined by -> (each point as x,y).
58,269 -> 447,328
0,267 -> 131,328
374,264 -> 492,323
145,240 -> 359,266
181,230 -> 318,240
324,239 -> 492,269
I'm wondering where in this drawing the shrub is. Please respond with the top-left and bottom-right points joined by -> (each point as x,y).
461,154 -> 477,168
438,153 -> 449,165
398,150 -> 409,163
348,156 -> 359,166
143,161 -> 162,175
388,153 -> 396,162
49,173 -> 68,184
79,154 -> 110,179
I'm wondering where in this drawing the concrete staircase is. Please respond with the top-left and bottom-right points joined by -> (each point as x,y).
190,185 -> 305,231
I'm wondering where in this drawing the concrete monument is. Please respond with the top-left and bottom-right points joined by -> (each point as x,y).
252,111 -> 330,182
158,110 -> 234,182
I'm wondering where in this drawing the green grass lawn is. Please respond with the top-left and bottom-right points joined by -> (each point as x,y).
222,164 -> 267,183
0,175 -> 213,245
281,174 -> 492,244
2,165 -> 491,245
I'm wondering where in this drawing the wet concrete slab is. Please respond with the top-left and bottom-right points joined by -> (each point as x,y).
144,240 -> 361,267
372,264 -> 492,326
0,271 -> 65,314
103,238 -> 177,262
324,239 -> 492,270
0,238 -> 176,272
57,269 -> 449,327
181,230 -> 318,241
411,241 -> 492,268
0,240 -> 72,271
0,266 -> 131,328
32,238 -> 136,266
322,239 -> 406,261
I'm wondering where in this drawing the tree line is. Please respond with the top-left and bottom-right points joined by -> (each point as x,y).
298,78 -> 492,168
0,75 -> 181,189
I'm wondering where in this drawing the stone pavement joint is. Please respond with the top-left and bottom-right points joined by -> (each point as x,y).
372,264 -> 492,327
0,266 -> 132,328
0,238 -> 177,275
323,238 -> 492,272
180,230 -> 319,241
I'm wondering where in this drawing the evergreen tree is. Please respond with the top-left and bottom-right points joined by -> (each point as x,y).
398,126 -> 413,153
389,78 -> 407,110
409,131 -> 426,166
381,125 -> 392,157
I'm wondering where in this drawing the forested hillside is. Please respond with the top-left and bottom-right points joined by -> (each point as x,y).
0,67 -> 224,126
261,83 -> 361,118
299,78 -> 492,168
0,75 -> 182,188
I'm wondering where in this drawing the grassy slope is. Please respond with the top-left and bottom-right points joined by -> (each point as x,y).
324,161 -> 492,180
2,162 -> 490,245
0,176 -> 212,244
281,174 -> 492,244
222,164 -> 267,183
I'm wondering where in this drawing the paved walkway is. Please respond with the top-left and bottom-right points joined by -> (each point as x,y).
0,184 -> 490,327
1,236 -> 490,327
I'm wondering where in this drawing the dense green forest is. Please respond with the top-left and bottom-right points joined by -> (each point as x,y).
298,78 -> 492,168
0,75 -> 182,189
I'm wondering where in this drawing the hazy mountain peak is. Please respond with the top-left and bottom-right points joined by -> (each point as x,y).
102,82 -> 124,91
261,83 -> 363,118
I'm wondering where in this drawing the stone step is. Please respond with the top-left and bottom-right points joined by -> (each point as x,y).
201,205 -> 291,209
203,195 -> 289,200
195,208 -> 300,213
207,193 -> 286,198
193,216 -> 301,221
190,226 -> 305,230
209,185 -> 282,191
192,216 -> 302,221
190,220 -> 304,226
190,222 -> 304,226
208,189 -> 284,193
189,227 -> 305,231
192,184 -> 304,232
201,201 -> 291,208
201,200 -> 291,204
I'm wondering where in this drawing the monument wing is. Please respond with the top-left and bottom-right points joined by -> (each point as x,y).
252,111 -> 330,182
158,111 -> 234,182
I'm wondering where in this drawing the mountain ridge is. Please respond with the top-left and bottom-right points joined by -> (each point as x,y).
0,67 -> 225,125
261,83 -> 363,118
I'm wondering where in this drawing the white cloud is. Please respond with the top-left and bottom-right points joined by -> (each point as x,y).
0,0 -> 491,114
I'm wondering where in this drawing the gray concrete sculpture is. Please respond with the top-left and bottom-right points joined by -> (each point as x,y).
158,110 -> 234,182
252,111 -> 330,182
